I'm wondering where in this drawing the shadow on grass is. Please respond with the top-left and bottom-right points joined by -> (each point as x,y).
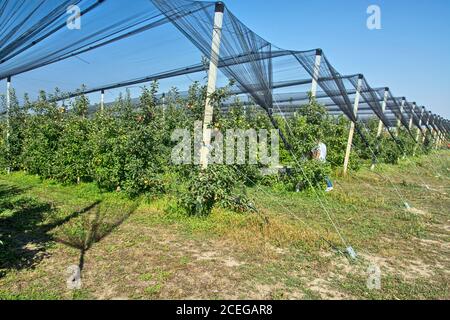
54,202 -> 139,273
0,182 -> 103,278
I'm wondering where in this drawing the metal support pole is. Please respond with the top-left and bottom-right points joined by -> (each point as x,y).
6,76 -> 11,174
343,74 -> 363,176
396,97 -> 405,137
415,105 -> 424,142
371,87 -> 388,170
413,105 -> 424,156
376,87 -> 389,138
310,49 -> 322,98
431,118 -> 439,149
162,93 -> 166,118
100,89 -> 105,112
438,117 -> 444,147
200,2 -> 225,170
435,118 -> 440,147
408,106 -> 414,131
422,111 -> 431,144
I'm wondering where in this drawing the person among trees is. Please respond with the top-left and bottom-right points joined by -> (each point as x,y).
312,138 -> 333,192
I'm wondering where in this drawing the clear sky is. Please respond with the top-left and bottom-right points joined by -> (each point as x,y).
4,0 -> 449,119
223,0 -> 450,118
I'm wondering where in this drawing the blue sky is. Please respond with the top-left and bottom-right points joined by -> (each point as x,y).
4,0 -> 449,119
224,0 -> 450,118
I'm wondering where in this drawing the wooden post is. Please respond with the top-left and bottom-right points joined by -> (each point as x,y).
100,89 -> 105,112
310,49 -> 322,98
6,76 -> 11,174
343,74 -> 363,176
200,2 -> 225,170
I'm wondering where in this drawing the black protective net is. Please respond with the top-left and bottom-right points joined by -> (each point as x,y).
291,51 -> 357,122
153,0 -> 274,112
0,0 -> 181,79
404,101 -> 421,130
349,77 -> 389,128
0,0 -> 447,135
379,89 -> 416,140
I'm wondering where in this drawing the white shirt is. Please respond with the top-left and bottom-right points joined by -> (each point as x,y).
316,143 -> 327,162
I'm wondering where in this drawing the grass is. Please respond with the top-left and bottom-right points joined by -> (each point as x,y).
0,150 -> 449,300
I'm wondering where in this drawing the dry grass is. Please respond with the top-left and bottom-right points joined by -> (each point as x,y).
0,150 -> 449,300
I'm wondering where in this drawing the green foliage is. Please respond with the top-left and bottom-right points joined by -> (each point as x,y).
178,165 -> 254,216
285,98 -> 326,158
0,81 -> 441,216
421,131 -> 436,154
397,128 -> 417,156
0,90 -> 27,172
20,91 -> 64,179
89,86 -> 169,197
276,97 -> 357,190
0,119 -> 7,174
89,111 -> 123,191
324,116 -> 362,171
54,95 -> 92,184
282,160 -> 332,191
354,118 -> 403,165
216,100 -> 272,186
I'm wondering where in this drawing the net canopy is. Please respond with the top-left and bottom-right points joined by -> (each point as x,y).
0,0 -> 447,139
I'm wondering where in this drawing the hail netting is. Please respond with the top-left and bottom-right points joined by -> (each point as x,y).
151,0 -> 278,114
435,116 -> 446,134
0,0 -> 230,105
0,0 -> 446,130
422,111 -> 432,132
392,97 -> 415,132
404,101 -> 422,131
348,77 -> 400,140
420,109 -> 433,133
382,89 -> 416,140
0,0 -> 86,68
438,119 -> 448,135
0,0 -> 179,80
412,106 -> 432,135
290,51 -> 357,122
444,121 -> 449,133
150,0 -> 355,119
429,114 -> 440,133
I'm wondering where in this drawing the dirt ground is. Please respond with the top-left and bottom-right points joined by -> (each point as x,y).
0,151 -> 449,300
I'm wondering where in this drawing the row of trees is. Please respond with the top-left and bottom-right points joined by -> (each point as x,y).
0,82 -> 438,215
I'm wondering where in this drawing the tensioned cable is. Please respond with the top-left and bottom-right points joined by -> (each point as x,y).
271,98 -> 350,248
229,164 -> 347,254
